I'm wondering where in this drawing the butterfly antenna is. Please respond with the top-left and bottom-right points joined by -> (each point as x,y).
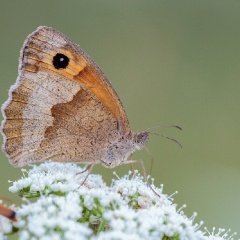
148,132 -> 183,149
144,146 -> 155,176
146,125 -> 182,132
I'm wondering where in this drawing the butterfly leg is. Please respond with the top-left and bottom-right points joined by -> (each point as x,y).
76,164 -> 95,185
125,159 -> 147,181
124,159 -> 160,198
129,153 -> 135,175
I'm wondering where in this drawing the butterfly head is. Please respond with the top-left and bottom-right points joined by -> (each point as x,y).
102,131 -> 149,168
132,131 -> 149,150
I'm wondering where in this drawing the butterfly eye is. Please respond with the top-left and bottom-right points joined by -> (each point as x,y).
52,53 -> 69,69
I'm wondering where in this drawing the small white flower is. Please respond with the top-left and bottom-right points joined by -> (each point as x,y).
0,215 -> 12,234
204,228 -> 237,240
137,195 -> 152,208
94,230 -> 142,240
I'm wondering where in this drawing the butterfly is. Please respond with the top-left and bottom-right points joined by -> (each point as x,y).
1,26 -> 149,170
0,203 -> 16,222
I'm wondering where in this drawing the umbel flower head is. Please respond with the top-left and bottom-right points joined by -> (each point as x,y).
0,162 -> 237,240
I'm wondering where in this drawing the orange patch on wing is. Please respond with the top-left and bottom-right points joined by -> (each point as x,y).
73,66 -> 129,134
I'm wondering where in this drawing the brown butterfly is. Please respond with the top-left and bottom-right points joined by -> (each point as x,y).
1,26 -> 149,170
0,204 -> 16,222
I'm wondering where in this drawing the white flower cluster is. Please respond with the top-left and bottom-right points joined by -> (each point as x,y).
0,162 -> 236,240
9,162 -> 104,197
16,192 -> 92,240
0,215 -> 13,240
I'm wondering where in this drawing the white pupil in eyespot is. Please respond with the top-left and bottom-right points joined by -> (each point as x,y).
60,57 -> 64,62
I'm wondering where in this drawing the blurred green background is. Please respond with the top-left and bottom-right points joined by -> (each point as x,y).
0,0 -> 240,235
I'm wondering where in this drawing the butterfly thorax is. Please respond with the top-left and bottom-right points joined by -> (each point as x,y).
102,131 -> 149,168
